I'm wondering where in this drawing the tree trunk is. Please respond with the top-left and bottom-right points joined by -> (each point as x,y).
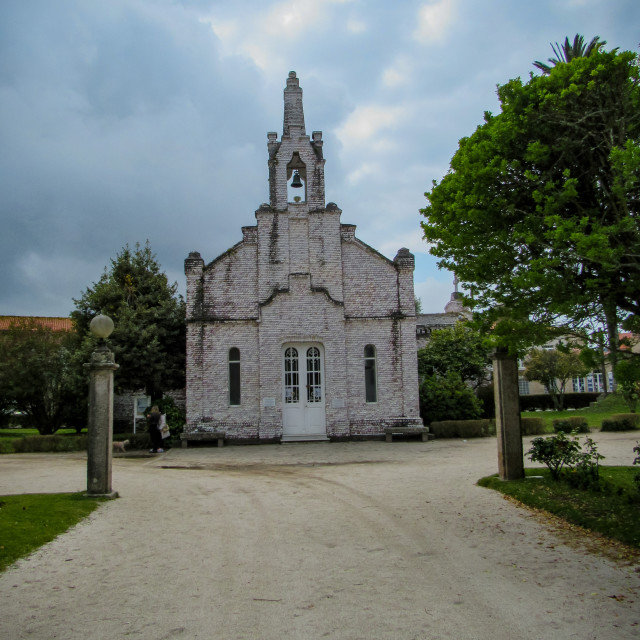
602,299 -> 619,389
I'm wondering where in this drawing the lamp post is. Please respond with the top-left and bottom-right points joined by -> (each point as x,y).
84,314 -> 119,498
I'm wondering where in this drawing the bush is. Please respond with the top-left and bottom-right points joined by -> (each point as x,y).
143,396 -> 185,446
553,417 -> 589,433
12,435 -> 88,453
520,417 -> 546,435
612,413 -> 640,426
116,432 -> 151,450
564,436 -> 605,490
476,384 -> 495,419
519,392 -> 599,412
419,372 -> 483,424
527,432 -> 604,486
429,419 -> 494,438
601,414 -> 640,432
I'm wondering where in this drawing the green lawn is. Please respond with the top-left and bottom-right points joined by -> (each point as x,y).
479,467 -> 640,549
0,493 -> 106,572
521,393 -> 632,432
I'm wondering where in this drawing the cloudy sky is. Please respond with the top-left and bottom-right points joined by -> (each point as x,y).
1,0 -> 638,317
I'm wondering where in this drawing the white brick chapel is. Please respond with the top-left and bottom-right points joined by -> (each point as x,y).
183,72 -> 423,442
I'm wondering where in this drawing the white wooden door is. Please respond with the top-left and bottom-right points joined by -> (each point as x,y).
282,344 -> 327,440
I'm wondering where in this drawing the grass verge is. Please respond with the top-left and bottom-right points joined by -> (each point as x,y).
0,493 -> 106,572
478,467 -> 640,550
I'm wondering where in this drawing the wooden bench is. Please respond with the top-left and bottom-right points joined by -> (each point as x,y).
384,427 -> 432,442
180,431 -> 226,448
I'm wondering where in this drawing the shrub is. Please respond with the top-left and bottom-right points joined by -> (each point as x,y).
143,396 -> 185,446
419,372 -> 483,424
600,416 -> 638,431
600,414 -> 640,432
12,435 -> 88,453
612,413 -> 640,426
428,419 -> 493,438
116,432 -> 151,450
527,432 -> 581,480
565,436 -> 605,490
527,432 -> 605,485
476,384 -> 495,419
519,392 -> 599,412
520,417 -> 546,435
553,417 -> 589,433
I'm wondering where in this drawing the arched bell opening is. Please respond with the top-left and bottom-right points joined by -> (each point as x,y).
287,152 -> 307,204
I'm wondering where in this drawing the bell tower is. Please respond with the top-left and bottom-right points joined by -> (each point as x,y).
267,72 -> 325,211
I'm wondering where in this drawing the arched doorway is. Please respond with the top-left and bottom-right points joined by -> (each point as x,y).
282,343 -> 327,441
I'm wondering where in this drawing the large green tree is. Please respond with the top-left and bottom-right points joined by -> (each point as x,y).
421,44 -> 640,360
524,348 -> 587,410
0,319 -> 77,434
533,34 -> 607,74
71,242 -> 186,399
417,322 -> 491,389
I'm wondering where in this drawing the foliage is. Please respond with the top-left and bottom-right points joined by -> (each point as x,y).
428,419 -> 493,438
0,493 -> 105,572
527,431 -> 581,479
552,417 -> 589,434
421,45 -> 640,357
0,392 -> 12,428
524,348 -> 587,410
521,392 -> 629,431
565,435 -> 605,490
417,323 -> 491,388
11,435 -> 87,453
476,383 -> 495,419
0,319 -> 79,435
533,34 -> 607,74
71,242 -> 186,399
520,417 -> 546,435
601,415 -> 640,432
527,431 -> 604,486
613,356 -> 640,412
478,467 -> 640,549
114,432 -> 151,451
144,396 -> 185,446
419,371 -> 483,424
519,392 -> 599,412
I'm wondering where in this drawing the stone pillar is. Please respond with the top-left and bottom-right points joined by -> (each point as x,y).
84,346 -> 119,498
492,348 -> 524,480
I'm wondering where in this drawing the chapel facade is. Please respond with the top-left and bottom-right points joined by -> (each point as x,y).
183,72 -> 423,442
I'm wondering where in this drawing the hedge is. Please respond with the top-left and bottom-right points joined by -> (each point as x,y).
601,414 -> 640,432
428,419 -> 494,438
552,417 -> 590,434
12,435 -> 88,453
520,417 -> 547,435
519,392 -> 600,412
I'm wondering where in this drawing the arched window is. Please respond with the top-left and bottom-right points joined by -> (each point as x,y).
364,345 -> 377,403
229,348 -> 240,406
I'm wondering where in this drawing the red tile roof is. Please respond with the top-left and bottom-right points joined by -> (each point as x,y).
0,316 -> 73,332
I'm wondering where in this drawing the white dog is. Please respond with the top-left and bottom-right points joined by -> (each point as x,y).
113,439 -> 130,453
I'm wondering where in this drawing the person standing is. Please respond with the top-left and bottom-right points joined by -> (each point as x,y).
147,405 -> 164,453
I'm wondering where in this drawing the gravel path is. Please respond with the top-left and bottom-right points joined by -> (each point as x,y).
1,433 -> 639,639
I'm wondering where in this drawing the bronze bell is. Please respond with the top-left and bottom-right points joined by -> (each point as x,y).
290,170 -> 303,188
